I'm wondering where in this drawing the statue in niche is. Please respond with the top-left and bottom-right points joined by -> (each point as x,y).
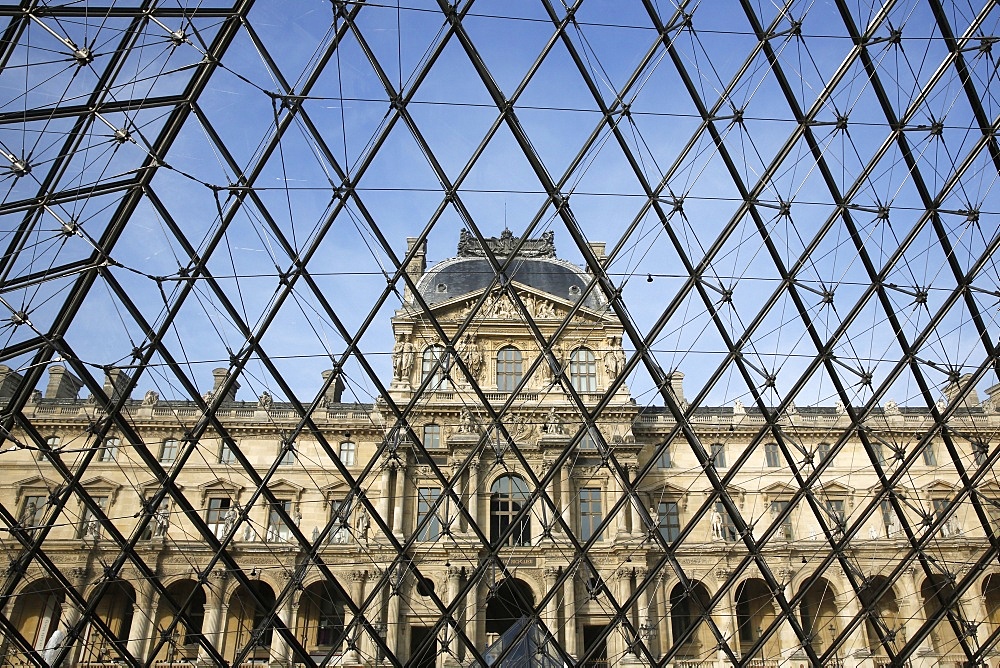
356,506 -> 370,544
457,333 -> 484,379
711,510 -> 724,541
223,505 -> 237,536
541,344 -> 567,383
542,408 -> 564,435
392,334 -> 416,382
153,506 -> 169,537
603,335 -> 626,379
142,390 -> 159,406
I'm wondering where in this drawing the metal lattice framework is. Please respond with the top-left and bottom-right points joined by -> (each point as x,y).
1,1 -> 1000,667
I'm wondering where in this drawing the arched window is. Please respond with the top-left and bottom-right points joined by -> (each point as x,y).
421,345 -> 451,390
490,475 -> 531,546
569,347 -> 597,392
496,346 -> 522,392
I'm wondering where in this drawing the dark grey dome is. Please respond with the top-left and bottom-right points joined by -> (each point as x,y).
417,256 -> 605,310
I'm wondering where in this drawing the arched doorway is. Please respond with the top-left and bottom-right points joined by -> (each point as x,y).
985,575 -> 1000,634
486,578 -> 535,642
80,579 -> 135,664
298,579 -> 349,659
6,578 -> 64,660
224,581 -> 276,663
669,581 -> 712,658
859,576 -> 900,660
921,575 -> 964,655
490,475 -> 531,546
150,580 -> 206,662
735,579 -> 778,659
798,577 -> 839,657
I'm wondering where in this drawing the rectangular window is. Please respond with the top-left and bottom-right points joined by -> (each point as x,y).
206,497 -> 232,539
316,596 -> 344,647
974,441 -> 988,466
826,500 -> 845,531
219,442 -> 235,464
423,424 -> 440,450
78,496 -> 108,539
711,443 -> 726,468
98,437 -> 119,462
279,441 -> 296,466
20,495 -> 46,528
338,441 -> 356,466
579,427 -> 598,451
658,501 -> 680,542
268,500 -> 293,542
764,443 -> 780,467
874,442 -> 886,466
922,443 -> 937,466
770,500 -> 793,540
416,487 -> 440,542
932,498 -> 953,537
715,501 -> 737,541
657,444 -> 672,469
580,488 -> 602,541
160,438 -> 179,463
41,436 -> 60,461
817,442 -> 832,465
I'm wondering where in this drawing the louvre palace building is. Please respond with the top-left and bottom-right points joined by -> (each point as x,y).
2,231 -> 999,668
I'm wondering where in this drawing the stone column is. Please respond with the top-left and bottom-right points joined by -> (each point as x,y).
561,462 -> 574,535
628,464 -> 643,535
835,592 -> 873,668
378,463 -> 392,531
609,473 -> 622,542
126,577 -> 156,661
392,457 -> 407,537
469,455 -> 481,536
897,567 -> 932,661
715,571 -> 737,666
386,565 -> 403,659
441,566 -> 462,667
613,568 -> 633,661
268,585 -> 293,667
636,568 -> 652,658
544,567 -> 560,635
199,570 -> 230,665
466,569 -> 482,653
776,583 -> 802,667
344,570 -> 366,664
541,460 -> 557,539
564,566 -> 578,660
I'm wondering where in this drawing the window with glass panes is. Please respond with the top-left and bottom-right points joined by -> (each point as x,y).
496,346 -> 522,392
329,497 -> 352,543
770,500 -> 793,540
490,475 -> 530,546
764,443 -> 780,467
423,424 -> 440,449
922,443 -> 937,466
817,442 -> 832,464
206,497 -> 232,538
579,427 -> 598,451
279,441 -> 295,466
160,438 -> 179,463
20,495 -> 46,527
657,443 -> 672,468
974,441 -> 988,466
580,488 -> 602,540
715,501 -> 737,541
826,500 -> 845,531
99,437 -> 119,462
711,443 -> 726,468
338,441 -> 356,466
316,594 -> 345,647
658,501 -> 680,541
421,345 -> 450,390
416,487 -> 440,541
569,348 -> 597,392
78,496 -> 108,538
219,442 -> 235,464
42,435 -> 60,461
268,500 -> 293,542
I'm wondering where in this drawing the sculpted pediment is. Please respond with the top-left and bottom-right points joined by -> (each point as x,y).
419,285 -> 610,324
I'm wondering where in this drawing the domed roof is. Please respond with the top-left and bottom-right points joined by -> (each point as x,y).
415,231 -> 606,310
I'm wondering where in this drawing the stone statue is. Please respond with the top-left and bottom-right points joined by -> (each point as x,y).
356,505 -> 370,544
603,335 -> 626,379
711,510 -> 724,541
258,391 -> 272,410
312,526 -> 319,543
153,506 -> 169,537
542,408 -> 564,435
457,408 -> 477,434
223,505 -> 237,536
43,627 -> 67,665
22,501 -> 37,526
884,399 -> 900,415
733,399 -> 745,414
392,334 -> 415,381
457,333 -> 484,379
142,390 -> 159,406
